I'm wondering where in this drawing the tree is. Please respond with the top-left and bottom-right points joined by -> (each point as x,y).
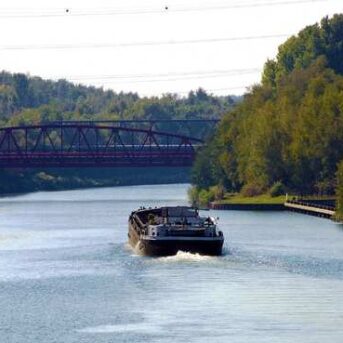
191,14 -> 343,197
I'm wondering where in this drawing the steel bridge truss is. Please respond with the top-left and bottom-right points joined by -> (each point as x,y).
0,124 -> 203,168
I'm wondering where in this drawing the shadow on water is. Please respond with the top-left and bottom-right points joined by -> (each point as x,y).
334,222 -> 343,232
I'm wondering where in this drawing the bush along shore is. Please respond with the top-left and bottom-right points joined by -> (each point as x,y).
0,168 -> 191,195
188,182 -> 288,208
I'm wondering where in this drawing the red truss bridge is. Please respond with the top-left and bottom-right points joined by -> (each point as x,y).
0,122 -> 209,168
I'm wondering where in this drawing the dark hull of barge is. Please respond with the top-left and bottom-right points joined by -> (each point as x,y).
128,223 -> 224,257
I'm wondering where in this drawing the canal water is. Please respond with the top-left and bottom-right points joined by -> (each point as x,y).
0,184 -> 342,343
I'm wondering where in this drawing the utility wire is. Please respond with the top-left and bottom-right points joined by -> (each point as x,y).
57,68 -> 261,81
74,71 -> 260,85
0,34 -> 288,51
0,0 -> 325,18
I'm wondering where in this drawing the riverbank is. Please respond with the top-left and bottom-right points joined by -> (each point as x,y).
0,167 -> 191,195
210,194 -> 337,214
210,203 -> 286,210
209,193 -> 286,210
215,193 -> 286,204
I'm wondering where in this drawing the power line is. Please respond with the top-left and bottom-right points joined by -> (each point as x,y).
55,68 -> 261,81
75,71 -> 260,85
0,34 -> 288,51
0,0 -> 325,18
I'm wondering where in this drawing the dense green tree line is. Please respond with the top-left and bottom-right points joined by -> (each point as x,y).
192,14 -> 343,201
0,72 -> 237,125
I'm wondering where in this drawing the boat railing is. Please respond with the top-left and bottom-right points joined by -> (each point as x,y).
132,214 -> 146,231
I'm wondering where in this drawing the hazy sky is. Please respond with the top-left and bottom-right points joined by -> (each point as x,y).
0,0 -> 342,96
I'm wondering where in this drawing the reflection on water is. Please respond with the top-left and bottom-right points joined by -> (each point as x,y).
0,184 -> 343,343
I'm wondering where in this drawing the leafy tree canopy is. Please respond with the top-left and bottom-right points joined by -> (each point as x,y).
192,14 -> 343,196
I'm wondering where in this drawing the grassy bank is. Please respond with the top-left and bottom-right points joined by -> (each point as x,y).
211,193 -> 337,212
188,185 -> 288,207
214,193 -> 287,205
188,185 -> 336,210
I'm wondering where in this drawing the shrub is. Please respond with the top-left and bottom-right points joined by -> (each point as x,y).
241,182 -> 264,197
269,181 -> 285,197
314,179 -> 335,196
198,189 -> 215,206
188,186 -> 200,206
188,185 -> 224,207
209,184 -> 226,201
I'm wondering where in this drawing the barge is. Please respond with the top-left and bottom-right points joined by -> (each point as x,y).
128,206 -> 224,256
